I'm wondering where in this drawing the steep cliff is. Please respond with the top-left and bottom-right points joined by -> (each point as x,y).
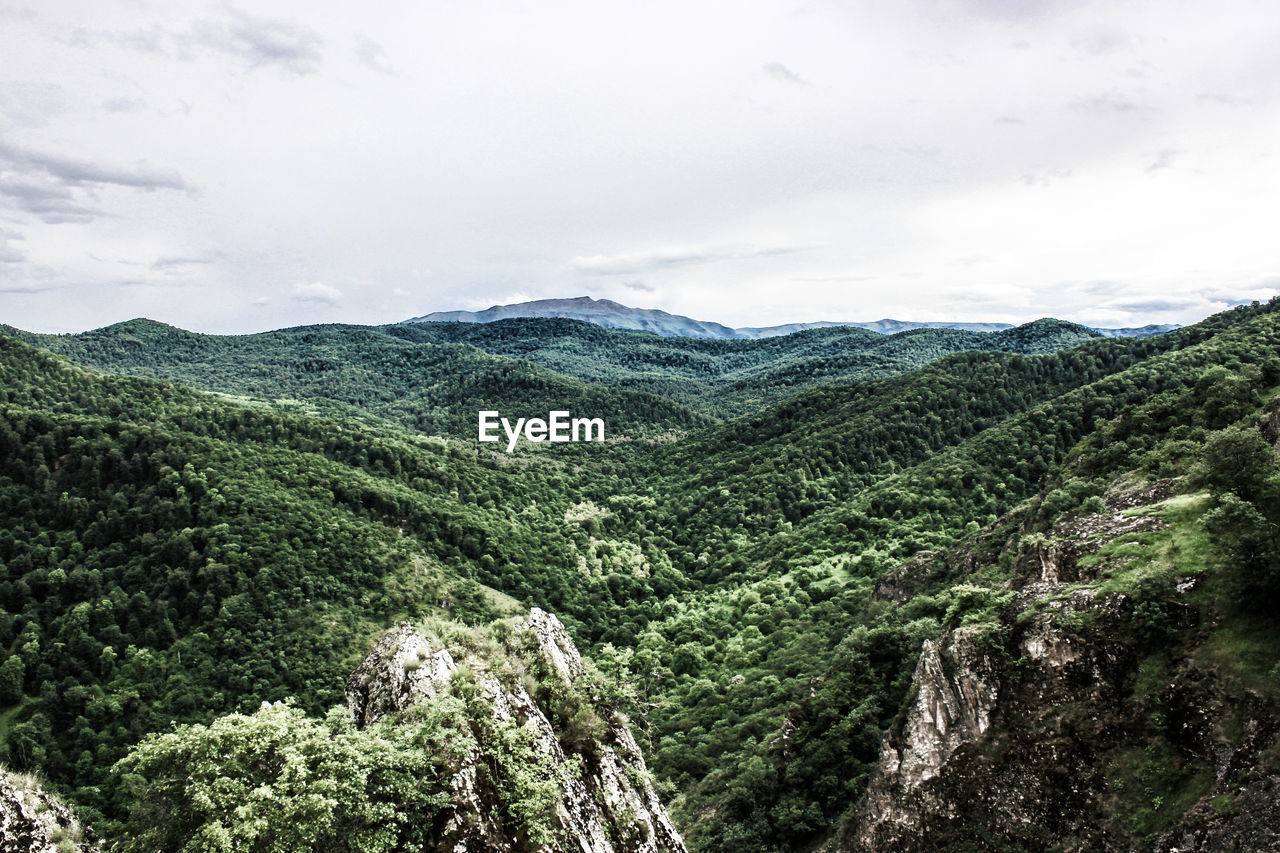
836,484 -> 1280,852
345,608 -> 688,853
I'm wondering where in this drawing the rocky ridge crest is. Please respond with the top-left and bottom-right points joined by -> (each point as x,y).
345,608 -> 687,853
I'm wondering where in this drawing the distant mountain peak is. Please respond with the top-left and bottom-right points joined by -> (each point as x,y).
406,295 -> 741,339
404,297 -> 1177,340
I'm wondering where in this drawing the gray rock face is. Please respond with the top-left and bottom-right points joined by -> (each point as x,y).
854,628 -> 1001,848
0,767 -> 98,853
344,608 -> 687,853
835,494 -> 1280,852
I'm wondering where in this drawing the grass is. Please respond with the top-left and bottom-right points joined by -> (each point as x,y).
1089,492 -> 1214,596
0,700 -> 29,746
1108,742 -> 1215,838
1193,615 -> 1280,699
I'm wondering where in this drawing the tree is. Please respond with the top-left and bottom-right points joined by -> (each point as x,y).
114,701 -> 449,853
1196,425 -> 1278,504
0,655 -> 23,706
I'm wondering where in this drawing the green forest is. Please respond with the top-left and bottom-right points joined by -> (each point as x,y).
1,301 -> 1278,850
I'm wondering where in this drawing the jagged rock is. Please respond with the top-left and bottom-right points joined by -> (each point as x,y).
344,608 -> 687,853
836,584 -> 1136,851
1104,478 -> 1179,511
854,628 -> 1001,848
833,493 -> 1280,853
0,766 -> 98,853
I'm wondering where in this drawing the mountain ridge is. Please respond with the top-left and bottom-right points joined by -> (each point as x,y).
2,299 -> 1277,852
405,295 -> 1180,339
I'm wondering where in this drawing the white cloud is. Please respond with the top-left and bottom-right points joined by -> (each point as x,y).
1,1 -> 1279,333
291,281 -> 342,305
762,61 -> 808,86
570,244 -> 809,276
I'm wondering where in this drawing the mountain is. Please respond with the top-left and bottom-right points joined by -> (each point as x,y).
0,765 -> 98,852
736,318 -> 1015,336
407,296 -> 741,339
389,316 -> 1106,417
4,316 -> 1103,422
1,318 -> 707,436
1,299 -> 1276,851
1090,323 -> 1183,338
405,295 -> 1180,340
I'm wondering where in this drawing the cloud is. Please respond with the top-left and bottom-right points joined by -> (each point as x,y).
0,228 -> 25,263
112,24 -> 168,54
291,281 -> 342,305
1070,29 -> 1134,57
1018,168 -> 1072,187
97,7 -> 325,74
391,287 -> 410,297
1111,298 -> 1200,313
898,146 -> 942,158
762,62 -> 808,86
1070,92 -> 1148,115
0,82 -> 70,128
1144,149 -> 1180,173
0,139 -> 190,192
623,280 -> 655,293
1073,279 -> 1123,295
0,178 -> 100,223
933,0 -> 1088,23
354,33 -> 392,74
0,139 -> 191,224
1196,92 -> 1243,107
151,255 -> 216,275
0,260 -> 57,292
101,96 -> 145,113
1197,281 -> 1280,304
570,243 -> 808,276
191,7 -> 324,75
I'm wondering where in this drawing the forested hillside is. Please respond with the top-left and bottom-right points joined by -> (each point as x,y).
6,316 -> 1100,421
1,319 -> 706,436
1,301 -> 1277,850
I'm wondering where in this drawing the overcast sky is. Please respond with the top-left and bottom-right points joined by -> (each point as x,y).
2,0 -> 1278,334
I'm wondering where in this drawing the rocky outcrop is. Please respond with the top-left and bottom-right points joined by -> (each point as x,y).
0,766 -> 98,853
854,628 -> 1001,848
843,584 -> 1137,852
345,608 -> 687,853
836,496 -> 1280,852
1014,506 -> 1168,585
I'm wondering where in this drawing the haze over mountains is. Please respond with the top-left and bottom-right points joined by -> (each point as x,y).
406,296 -> 1180,340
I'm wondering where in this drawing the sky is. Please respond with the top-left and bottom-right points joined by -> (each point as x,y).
2,0 -> 1279,334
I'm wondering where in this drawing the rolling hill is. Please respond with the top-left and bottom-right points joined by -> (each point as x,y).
0,299 -> 1275,851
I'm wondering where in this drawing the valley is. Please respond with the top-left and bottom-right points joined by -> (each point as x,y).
0,301 -> 1277,851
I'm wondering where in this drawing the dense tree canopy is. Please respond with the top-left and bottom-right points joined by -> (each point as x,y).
2,298 -> 1279,849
